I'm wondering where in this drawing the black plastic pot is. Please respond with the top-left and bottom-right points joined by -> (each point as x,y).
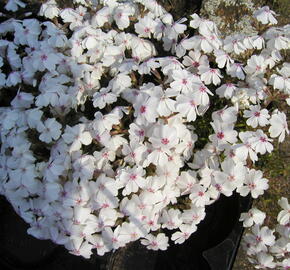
0,193 -> 251,270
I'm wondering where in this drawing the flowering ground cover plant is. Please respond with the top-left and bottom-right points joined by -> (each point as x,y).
0,0 -> 289,268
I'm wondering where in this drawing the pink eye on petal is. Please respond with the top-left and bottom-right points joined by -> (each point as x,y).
217,132 -> 224,139
140,106 -> 146,114
254,111 -> 261,117
161,138 -> 169,145
182,79 -> 188,85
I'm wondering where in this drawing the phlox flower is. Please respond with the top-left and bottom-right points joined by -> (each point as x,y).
181,205 -> 206,225
113,4 -> 135,30
170,69 -> 193,93
138,58 -> 160,75
149,124 -> 179,151
277,197 -> 290,225
93,88 -> 117,109
244,55 -> 266,76
189,183 -> 210,207
135,16 -> 157,38
6,71 -> 22,87
165,18 -> 187,40
171,224 -> 197,244
118,222 -> 145,243
66,238 -> 93,258
243,105 -> 270,128
133,93 -> 158,125
192,82 -> 213,106
239,208 -> 266,227
212,106 -> 238,124
182,50 -> 209,73
60,8 -> 84,30
199,67 -> 222,86
269,63 -> 290,93
175,93 -> 199,122
11,91 -> 34,109
117,166 -> 146,196
32,49 -> 61,72
249,129 -> 273,155
244,35 -> 265,50
189,14 -> 217,36
253,6 -> 277,25
250,225 -> 276,253
44,157 -> 65,182
216,83 -> 237,99
39,0 -> 60,19
37,118 -> 62,143
176,170 -> 197,195
131,37 -> 157,62
214,159 -> 246,196
87,234 -> 109,256
227,62 -> 245,80
210,120 -> 238,147
122,140 -> 147,166
233,131 -> 258,162
128,123 -> 146,142
237,169 -> 269,199
92,111 -> 120,134
141,233 -> 169,251
250,252 -> 276,269
62,124 -> 92,152
224,34 -> 247,55
161,208 -> 182,230
62,180 -> 90,207
214,50 -> 234,69
72,155 -> 95,182
5,0 -> 26,11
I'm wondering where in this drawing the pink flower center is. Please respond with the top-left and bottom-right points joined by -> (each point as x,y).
254,111 -> 261,117
259,137 -> 267,142
140,106 -> 146,114
41,54 -> 48,61
129,174 -> 137,181
217,132 -> 224,139
182,79 -> 188,85
161,138 -> 169,145
199,86 -> 207,92
144,27 -> 150,33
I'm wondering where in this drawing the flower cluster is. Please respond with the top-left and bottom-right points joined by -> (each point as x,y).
0,0 -> 289,266
240,197 -> 290,269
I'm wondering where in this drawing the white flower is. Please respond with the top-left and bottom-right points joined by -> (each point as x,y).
243,105 -> 270,128
37,118 -> 62,143
161,208 -> 182,230
237,169 -> 269,199
171,224 -> 197,244
141,233 -> 169,251
216,83 -> 237,99
249,130 -> 273,155
149,124 -> 179,151
39,0 -> 60,19
93,88 -> 117,109
277,197 -> 290,225
239,208 -> 266,227
254,6 -> 277,25
199,67 -> 223,86
251,252 -> 276,269
117,166 -> 145,196
5,0 -> 26,11
269,111 -> 289,143
62,124 -> 92,152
